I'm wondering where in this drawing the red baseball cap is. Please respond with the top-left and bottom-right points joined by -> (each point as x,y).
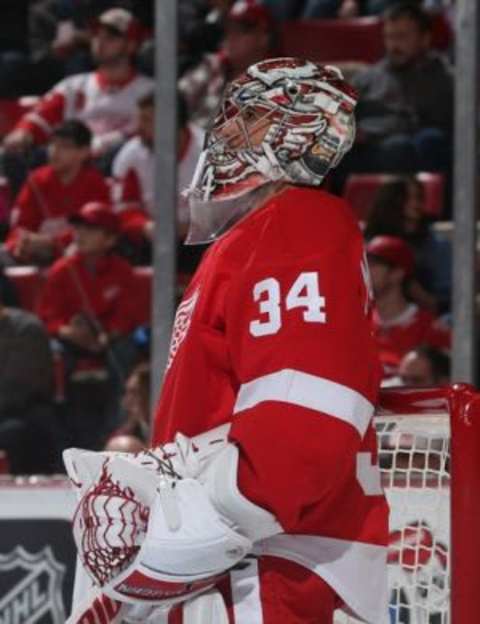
226,0 -> 274,31
366,235 -> 415,277
70,202 -> 120,233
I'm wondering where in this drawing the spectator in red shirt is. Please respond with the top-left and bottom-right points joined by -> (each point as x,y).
367,235 -> 450,378
4,120 -> 110,265
37,201 -> 141,446
38,201 -> 139,344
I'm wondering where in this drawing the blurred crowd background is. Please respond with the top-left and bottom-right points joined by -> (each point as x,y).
0,0 -> 456,474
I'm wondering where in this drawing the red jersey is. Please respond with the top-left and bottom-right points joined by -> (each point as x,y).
372,303 -> 451,376
37,252 -> 140,336
6,164 -> 110,257
16,70 -> 154,154
153,187 -> 389,623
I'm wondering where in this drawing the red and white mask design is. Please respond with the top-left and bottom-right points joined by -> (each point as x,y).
186,57 -> 358,244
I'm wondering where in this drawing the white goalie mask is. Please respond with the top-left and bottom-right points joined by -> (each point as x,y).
185,57 -> 358,244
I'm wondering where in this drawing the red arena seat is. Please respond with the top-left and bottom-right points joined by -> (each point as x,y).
416,172 -> 445,218
0,96 -> 39,138
430,11 -> 453,51
280,11 -> 452,65
343,172 -> 444,222
4,266 -> 45,312
280,18 -> 385,64
133,266 -> 152,325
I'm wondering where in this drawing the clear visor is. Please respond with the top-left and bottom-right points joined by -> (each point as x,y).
185,181 -> 272,245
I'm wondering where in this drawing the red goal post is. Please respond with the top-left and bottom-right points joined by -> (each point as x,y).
335,383 -> 480,624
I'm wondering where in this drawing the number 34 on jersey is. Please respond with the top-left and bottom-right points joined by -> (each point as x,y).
249,272 -> 326,337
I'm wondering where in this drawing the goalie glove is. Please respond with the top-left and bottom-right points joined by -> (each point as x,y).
63,426 -> 282,610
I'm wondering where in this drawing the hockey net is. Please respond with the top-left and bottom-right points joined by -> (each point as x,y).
334,385 -> 480,624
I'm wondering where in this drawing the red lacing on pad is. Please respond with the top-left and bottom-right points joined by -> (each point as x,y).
75,464 -> 150,586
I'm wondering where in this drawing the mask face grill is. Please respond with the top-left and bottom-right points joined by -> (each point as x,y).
185,57 -> 358,244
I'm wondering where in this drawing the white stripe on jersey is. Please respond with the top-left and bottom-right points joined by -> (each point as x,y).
230,559 -> 263,624
233,368 -> 373,437
25,112 -> 53,135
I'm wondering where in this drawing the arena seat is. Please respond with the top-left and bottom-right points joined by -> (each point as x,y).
343,172 -> 444,222
430,11 -> 453,51
280,10 -> 452,65
280,18 -> 384,64
133,266 -> 152,325
416,172 -> 445,218
4,266 -> 45,311
0,96 -> 39,138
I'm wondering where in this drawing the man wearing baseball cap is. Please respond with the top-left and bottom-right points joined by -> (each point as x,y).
179,0 -> 277,127
38,202 -> 141,445
367,235 -> 450,379
4,7 -> 153,160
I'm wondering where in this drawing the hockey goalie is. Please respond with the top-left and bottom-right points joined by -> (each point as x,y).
64,57 -> 389,624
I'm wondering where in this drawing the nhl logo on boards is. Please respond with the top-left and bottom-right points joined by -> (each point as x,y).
0,546 -> 66,624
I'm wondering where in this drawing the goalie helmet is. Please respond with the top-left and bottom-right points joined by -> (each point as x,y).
186,57 -> 358,243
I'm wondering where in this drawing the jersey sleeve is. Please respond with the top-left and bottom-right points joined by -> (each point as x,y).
16,87 -> 67,144
225,224 -> 381,531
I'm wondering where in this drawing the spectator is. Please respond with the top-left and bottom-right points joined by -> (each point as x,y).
179,0 -> 277,127
365,176 -> 452,311
4,120 -> 110,266
182,1 -> 230,74
0,289 -> 58,474
28,0 -> 76,94
336,2 -> 453,184
398,344 -> 450,386
3,8 -> 153,163
112,91 -> 205,246
104,433 -> 144,453
367,235 -> 450,377
107,361 -> 150,444
38,201 -> 140,349
37,202 -> 141,445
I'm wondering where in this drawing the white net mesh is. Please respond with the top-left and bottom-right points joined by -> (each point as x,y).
335,412 -> 450,624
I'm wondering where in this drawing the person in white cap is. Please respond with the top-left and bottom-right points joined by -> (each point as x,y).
3,8 -> 153,160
